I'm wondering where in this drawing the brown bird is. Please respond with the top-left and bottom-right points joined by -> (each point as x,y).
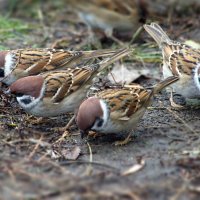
144,23 -> 200,107
76,76 -> 179,145
68,0 -> 147,42
8,48 -> 131,117
0,48 -> 120,85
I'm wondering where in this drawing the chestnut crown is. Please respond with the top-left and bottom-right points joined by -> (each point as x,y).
9,75 -> 44,98
76,97 -> 103,133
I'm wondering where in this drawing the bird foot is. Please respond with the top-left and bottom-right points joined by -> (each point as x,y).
114,133 -> 132,146
25,116 -> 48,125
169,91 -> 185,109
53,115 -> 75,143
54,130 -> 70,143
88,131 -> 100,138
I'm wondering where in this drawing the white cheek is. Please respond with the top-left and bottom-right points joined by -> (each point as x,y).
4,53 -> 15,76
16,83 -> 46,110
99,100 -> 109,122
91,100 -> 109,131
17,95 -> 36,109
193,63 -> 200,92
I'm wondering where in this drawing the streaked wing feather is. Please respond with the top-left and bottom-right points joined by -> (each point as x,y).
15,49 -> 51,71
43,68 -> 93,103
98,87 -> 150,121
169,47 -> 200,76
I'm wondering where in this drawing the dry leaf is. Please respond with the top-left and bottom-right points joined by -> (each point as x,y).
62,146 -> 81,160
108,63 -> 160,84
121,159 -> 145,176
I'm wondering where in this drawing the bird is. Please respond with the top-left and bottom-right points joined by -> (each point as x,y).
76,76 -> 179,145
0,48 -> 119,85
7,48 -> 131,117
143,23 -> 200,107
68,0 -> 147,43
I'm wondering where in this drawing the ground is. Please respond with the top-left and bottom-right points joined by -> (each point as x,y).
0,1 -> 200,200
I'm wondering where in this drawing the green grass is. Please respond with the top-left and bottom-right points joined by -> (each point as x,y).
131,43 -> 162,63
0,15 -> 29,41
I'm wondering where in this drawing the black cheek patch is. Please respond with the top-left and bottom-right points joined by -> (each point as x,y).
96,118 -> 104,127
21,98 -> 32,105
16,93 -> 24,97
0,68 -> 4,77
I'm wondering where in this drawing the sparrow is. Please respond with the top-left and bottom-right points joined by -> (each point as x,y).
143,23 -> 200,106
0,48 -> 119,85
68,0 -> 147,41
76,76 -> 179,144
8,48 -> 131,117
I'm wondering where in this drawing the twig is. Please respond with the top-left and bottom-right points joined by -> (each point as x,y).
85,142 -> 93,175
59,160 -> 119,173
28,135 -> 44,159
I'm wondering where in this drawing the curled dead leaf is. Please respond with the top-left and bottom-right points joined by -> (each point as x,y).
121,159 -> 145,176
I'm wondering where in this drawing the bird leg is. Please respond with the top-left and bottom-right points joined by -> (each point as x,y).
114,132 -> 132,146
54,115 -> 75,143
25,116 -> 48,125
169,88 -> 184,109
60,115 -> 76,132
85,24 -> 102,48
88,131 -> 101,138
105,28 -> 124,46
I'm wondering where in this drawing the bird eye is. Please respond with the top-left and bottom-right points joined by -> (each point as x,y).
0,68 -> 4,77
21,98 -> 32,105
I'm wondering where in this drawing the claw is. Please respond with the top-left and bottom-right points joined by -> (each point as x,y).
169,90 -> 184,109
114,133 -> 132,146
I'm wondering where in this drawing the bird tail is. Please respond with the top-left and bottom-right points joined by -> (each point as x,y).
143,23 -> 171,47
91,48 -> 132,74
83,49 -> 125,59
151,76 -> 179,95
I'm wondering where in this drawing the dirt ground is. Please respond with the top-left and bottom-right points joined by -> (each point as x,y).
0,1 -> 200,200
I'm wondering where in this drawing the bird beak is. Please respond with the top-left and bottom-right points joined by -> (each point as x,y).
80,130 -> 86,139
4,88 -> 11,94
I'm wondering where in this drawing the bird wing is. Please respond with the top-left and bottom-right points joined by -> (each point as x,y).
13,48 -> 51,72
168,46 -> 200,76
98,87 -> 150,121
14,48 -> 118,75
41,48 -> 130,103
42,68 -> 93,103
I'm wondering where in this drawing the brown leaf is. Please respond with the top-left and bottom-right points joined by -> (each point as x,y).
62,146 -> 81,160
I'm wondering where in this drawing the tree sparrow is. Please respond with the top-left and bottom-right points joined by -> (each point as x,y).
143,23 -> 200,106
0,48 -> 119,85
68,0 -> 147,42
76,76 -> 179,144
8,48 -> 131,117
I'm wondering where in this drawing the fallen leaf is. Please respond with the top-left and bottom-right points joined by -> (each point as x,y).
121,159 -> 145,176
108,63 -> 160,84
62,146 -> 81,160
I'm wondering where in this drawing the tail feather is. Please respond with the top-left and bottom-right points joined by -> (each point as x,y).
84,49 -> 124,59
90,48 -> 131,73
152,76 -> 179,95
143,23 -> 171,47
